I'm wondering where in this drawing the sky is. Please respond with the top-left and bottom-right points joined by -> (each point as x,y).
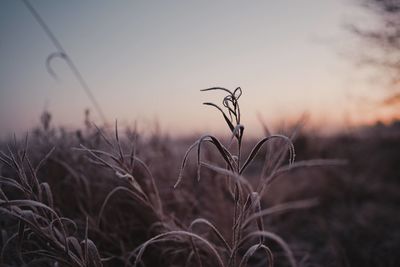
0,0 -> 394,138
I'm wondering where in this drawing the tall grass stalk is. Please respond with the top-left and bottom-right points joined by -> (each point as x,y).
132,87 -> 327,267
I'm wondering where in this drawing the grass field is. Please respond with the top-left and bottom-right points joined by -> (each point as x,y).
1,88 -> 399,267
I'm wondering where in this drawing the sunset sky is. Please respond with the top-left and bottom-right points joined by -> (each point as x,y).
0,0 -> 394,137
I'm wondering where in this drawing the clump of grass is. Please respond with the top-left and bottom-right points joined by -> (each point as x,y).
74,121 -> 164,226
131,87 -> 327,267
0,138 -> 102,266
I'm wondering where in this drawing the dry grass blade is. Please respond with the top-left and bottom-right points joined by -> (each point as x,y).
97,186 -> 154,227
189,218 -> 232,253
289,113 -> 309,141
189,236 -> 203,267
257,113 -> 271,136
199,135 -> 236,171
49,221 -> 70,254
201,87 -> 233,94
174,140 -> 199,188
203,102 -> 235,132
1,232 -> 19,263
0,176 -> 27,193
223,97 -> 237,121
67,237 -> 84,261
17,221 -> 25,252
129,123 -> 138,167
0,199 -> 59,218
115,120 -> 124,162
230,124 -> 244,143
175,135 -> 236,188
0,187 -> 8,201
6,145 -> 29,188
0,151 -> 13,168
184,251 -> 195,267
259,159 -> 347,195
233,87 -> 242,100
20,133 -> 29,163
86,239 -> 103,267
131,230 -> 226,267
75,145 -> 120,171
199,162 -> 253,193
242,192 -> 264,243
7,144 -> 22,172
26,157 -> 41,194
80,218 -> 102,267
93,123 -> 114,149
46,51 -> 67,80
35,146 -> 55,174
50,217 -> 78,233
240,135 -> 295,175
242,198 -> 319,229
239,231 -> 297,267
39,182 -> 54,209
128,156 -> 163,215
196,135 -> 236,181
239,244 -> 273,267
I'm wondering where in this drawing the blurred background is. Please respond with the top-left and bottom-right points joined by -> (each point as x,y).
1,0 -> 399,137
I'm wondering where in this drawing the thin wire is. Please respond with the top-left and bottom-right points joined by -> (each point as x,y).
21,0 -> 108,125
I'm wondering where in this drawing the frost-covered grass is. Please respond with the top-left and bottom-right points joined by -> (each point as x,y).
1,89 -> 399,267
